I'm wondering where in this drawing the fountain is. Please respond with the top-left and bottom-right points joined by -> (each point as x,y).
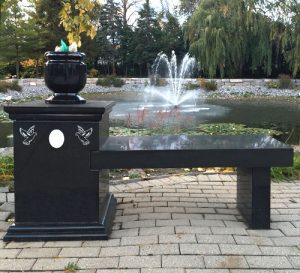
146,51 -> 197,107
110,51 -> 228,128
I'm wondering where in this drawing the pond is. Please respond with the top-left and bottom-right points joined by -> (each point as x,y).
0,98 -> 299,148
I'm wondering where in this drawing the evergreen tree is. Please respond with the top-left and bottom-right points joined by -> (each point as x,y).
119,0 -> 142,76
132,0 -> 163,76
161,14 -> 185,59
119,24 -> 134,76
21,17 -> 47,77
0,0 -> 27,78
97,0 -> 122,75
22,0 -> 51,76
34,0 -> 67,51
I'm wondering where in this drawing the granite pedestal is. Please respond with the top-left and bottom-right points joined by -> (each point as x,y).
3,101 -> 116,241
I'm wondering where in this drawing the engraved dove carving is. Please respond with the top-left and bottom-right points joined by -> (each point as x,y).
19,125 -> 37,145
75,126 -> 93,146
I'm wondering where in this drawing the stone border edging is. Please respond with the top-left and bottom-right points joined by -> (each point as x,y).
3,78 -> 300,87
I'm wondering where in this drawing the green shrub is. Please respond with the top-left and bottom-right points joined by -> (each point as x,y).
0,111 -> 9,121
10,80 -> 22,91
0,156 -> 14,183
112,77 -> 126,87
129,173 -> 142,179
20,67 -> 37,78
88,68 -> 98,78
96,78 -> 111,87
200,79 -> 218,91
266,81 -> 279,89
144,79 -> 150,86
278,74 -> 295,89
150,76 -> 168,87
0,81 -> 8,93
272,155 -> 300,181
184,82 -> 200,90
0,80 -> 22,93
156,78 -> 168,87
96,76 -> 125,87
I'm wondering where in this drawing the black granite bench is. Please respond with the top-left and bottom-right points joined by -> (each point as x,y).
92,135 -> 294,229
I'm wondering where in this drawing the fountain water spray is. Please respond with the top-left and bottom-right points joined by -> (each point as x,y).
148,51 -> 196,106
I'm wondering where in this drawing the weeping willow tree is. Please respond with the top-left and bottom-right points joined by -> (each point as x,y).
186,0 -> 273,78
280,2 -> 300,77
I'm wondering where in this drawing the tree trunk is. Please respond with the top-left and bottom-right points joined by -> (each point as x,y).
122,0 -> 127,27
239,63 -> 243,77
146,0 -> 150,26
16,45 -> 19,79
112,60 -> 116,76
125,64 -> 128,77
0,3 -> 2,27
147,63 -> 152,77
35,58 -> 39,77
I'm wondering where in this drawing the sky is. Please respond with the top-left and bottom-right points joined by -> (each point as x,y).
20,0 -> 180,14
20,0 -> 183,24
151,0 -> 180,12
126,0 -> 182,25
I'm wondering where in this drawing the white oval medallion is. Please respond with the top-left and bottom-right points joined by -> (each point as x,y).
49,129 -> 65,149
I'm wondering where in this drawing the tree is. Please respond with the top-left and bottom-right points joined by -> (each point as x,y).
119,0 -> 142,27
274,1 -> 300,76
285,14 -> 300,77
59,0 -> 97,48
77,2 -> 101,71
0,0 -> 5,26
97,0 -> 123,75
0,0 -> 27,78
131,0 -> 163,76
33,0 -> 67,51
254,0 -> 300,77
118,24 -> 134,76
179,0 -> 200,15
161,14 -> 185,59
22,18 -> 48,77
117,0 -> 141,76
186,0 -> 273,78
23,0 -> 53,76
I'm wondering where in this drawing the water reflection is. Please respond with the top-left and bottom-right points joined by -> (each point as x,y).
103,135 -> 290,151
109,100 -> 300,145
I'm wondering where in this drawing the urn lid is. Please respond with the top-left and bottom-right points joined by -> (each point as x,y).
45,51 -> 86,60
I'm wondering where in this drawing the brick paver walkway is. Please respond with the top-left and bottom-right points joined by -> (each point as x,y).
0,173 -> 300,272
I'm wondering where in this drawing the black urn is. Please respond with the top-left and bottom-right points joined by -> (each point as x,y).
44,51 -> 87,104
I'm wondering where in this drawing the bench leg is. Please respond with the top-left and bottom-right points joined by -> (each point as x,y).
237,167 -> 271,229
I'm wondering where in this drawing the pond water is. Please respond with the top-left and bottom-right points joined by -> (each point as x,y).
0,98 -> 299,148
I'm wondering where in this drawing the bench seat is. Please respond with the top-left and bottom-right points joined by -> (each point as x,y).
92,135 -> 292,169
92,135 -> 293,229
